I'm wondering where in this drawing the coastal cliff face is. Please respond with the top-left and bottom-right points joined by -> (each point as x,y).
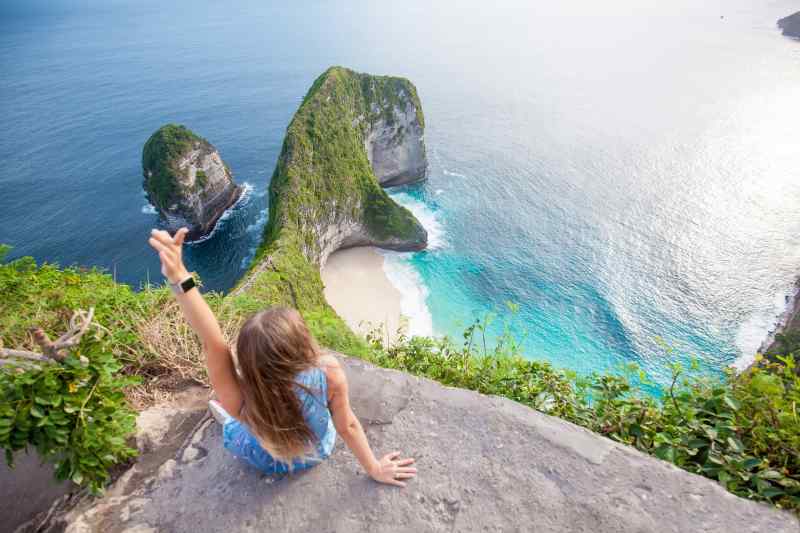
360,77 -> 427,187
225,67 -> 428,340
759,280 -> 800,364
261,66 -> 428,269
142,124 -> 242,240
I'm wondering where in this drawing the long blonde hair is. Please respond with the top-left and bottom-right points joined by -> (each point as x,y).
235,307 -> 319,461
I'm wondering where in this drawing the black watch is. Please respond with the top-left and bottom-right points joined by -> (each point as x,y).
170,275 -> 197,295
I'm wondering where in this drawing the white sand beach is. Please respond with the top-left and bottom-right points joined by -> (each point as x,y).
321,247 -> 405,344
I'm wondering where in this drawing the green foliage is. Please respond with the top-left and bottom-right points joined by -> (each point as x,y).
195,170 -> 208,190
0,254 -> 171,493
770,329 -> 800,365
142,124 -> 207,210
1,330 -> 139,494
0,255 -> 169,368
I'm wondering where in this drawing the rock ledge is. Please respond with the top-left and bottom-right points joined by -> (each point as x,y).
41,357 -> 797,533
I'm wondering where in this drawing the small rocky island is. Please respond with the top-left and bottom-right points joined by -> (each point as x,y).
142,124 -> 243,240
778,11 -> 800,38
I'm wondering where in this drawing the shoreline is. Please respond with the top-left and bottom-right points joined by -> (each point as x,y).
321,247 -> 406,344
756,278 -> 800,358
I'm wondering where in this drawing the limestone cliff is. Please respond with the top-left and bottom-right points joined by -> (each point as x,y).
223,67 -> 429,335
778,11 -> 800,38
142,124 -> 243,240
361,75 -> 427,187
261,67 -> 427,269
264,67 -> 427,268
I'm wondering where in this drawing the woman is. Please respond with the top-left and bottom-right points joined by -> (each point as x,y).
148,228 -> 416,486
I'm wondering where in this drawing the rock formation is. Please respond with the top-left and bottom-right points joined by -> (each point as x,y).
361,76 -> 427,187
778,11 -> 800,38
759,280 -> 800,364
142,125 -> 243,241
262,66 -> 427,271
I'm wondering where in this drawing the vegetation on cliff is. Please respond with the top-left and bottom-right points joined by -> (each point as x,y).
142,124 -> 206,210
1,252 -> 798,511
261,66 -> 427,260
230,66 -> 430,351
142,124 -> 242,241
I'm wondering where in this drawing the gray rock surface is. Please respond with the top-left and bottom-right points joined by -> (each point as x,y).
779,12 -> 800,39
364,95 -> 427,187
43,357 -> 798,533
0,451 -> 74,532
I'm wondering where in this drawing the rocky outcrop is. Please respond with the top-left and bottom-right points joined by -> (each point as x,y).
39,355 -> 797,533
778,11 -> 800,38
361,79 -> 427,187
142,125 -> 242,241
261,67 -> 427,270
759,279 -> 800,361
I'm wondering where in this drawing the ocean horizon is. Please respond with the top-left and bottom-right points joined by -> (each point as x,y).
2,0 -> 800,386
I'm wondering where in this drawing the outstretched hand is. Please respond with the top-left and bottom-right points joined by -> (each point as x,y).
148,228 -> 190,284
369,451 -> 416,487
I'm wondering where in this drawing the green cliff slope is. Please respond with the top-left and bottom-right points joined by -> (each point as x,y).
227,67 -> 429,339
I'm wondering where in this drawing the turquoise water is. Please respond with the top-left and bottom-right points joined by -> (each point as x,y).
2,0 -> 800,385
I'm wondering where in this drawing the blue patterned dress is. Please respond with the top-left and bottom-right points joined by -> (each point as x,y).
221,366 -> 337,474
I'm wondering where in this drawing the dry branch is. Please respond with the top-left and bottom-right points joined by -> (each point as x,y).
0,307 -> 95,365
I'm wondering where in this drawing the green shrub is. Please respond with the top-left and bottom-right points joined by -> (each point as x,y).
0,323 -> 140,494
0,252 -> 167,494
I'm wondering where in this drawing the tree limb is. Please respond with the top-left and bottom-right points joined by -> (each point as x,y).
14,307 -> 96,364
0,307 -> 94,368
0,349 -> 51,362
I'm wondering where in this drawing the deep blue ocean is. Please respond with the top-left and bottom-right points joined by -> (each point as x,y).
2,0 -> 800,384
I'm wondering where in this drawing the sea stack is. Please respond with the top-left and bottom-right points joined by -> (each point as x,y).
778,11 -> 800,38
142,124 -> 242,240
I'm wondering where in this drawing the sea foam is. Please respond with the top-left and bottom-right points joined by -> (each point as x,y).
378,192 -> 445,337
186,182 -> 254,244
389,192 -> 446,250
733,286 -> 795,370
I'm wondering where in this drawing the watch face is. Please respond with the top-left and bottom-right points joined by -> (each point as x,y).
180,277 -> 196,292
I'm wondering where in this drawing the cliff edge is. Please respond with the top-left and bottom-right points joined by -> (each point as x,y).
778,11 -> 800,38
42,355 -> 797,533
142,124 -> 243,240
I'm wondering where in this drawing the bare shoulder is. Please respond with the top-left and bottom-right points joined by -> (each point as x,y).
318,353 -> 347,389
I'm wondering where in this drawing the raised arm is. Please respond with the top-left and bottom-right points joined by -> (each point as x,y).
148,229 -> 243,416
320,354 -> 416,487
